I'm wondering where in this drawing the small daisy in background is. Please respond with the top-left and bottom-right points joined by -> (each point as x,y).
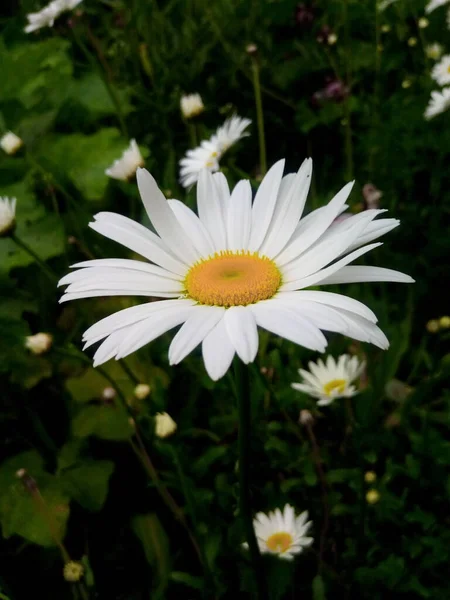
105,139 -> 144,181
426,43 -> 443,61
180,93 -> 205,119
425,0 -> 450,13
0,197 -> 16,237
0,132 -> 23,155
179,115 -> 251,188
424,88 -> 450,119
292,355 -> 366,406
25,0 -> 83,33
245,505 -> 313,560
431,55 -> 450,86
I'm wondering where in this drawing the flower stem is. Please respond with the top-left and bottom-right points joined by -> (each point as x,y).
250,57 -> 267,177
233,359 -> 267,600
11,233 -> 58,284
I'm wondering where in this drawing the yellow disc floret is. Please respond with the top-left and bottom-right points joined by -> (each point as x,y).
185,251 -> 281,307
266,532 -> 293,553
323,378 -> 347,396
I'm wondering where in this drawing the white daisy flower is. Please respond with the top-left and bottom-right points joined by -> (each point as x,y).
377,0 -> 399,11
425,0 -> 450,13
424,87 -> 450,119
180,93 -> 205,119
24,0 -> 82,33
179,115 -> 251,188
0,197 -> 16,237
291,354 -> 366,406
431,55 -> 450,86
58,160 -> 413,381
426,43 -> 443,60
245,505 -> 313,560
0,132 -> 23,155
105,140 -> 144,182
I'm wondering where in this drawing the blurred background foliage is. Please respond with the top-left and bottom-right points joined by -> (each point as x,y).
1,0 -> 450,598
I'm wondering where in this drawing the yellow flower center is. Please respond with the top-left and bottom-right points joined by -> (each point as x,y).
185,251 -> 281,307
447,65 -> 450,74
323,378 -> 347,396
266,532 -> 293,553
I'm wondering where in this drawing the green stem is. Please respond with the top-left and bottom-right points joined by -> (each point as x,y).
11,233 -> 58,284
251,58 -> 267,176
187,123 -> 198,148
233,359 -> 267,600
342,0 -> 354,180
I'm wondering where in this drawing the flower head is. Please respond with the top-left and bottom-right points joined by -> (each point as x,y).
246,505 -> 313,560
292,355 -> 366,406
425,0 -> 450,13
134,383 -> 151,400
426,43 -> 443,60
63,561 -> 84,582
425,88 -> 450,119
180,93 -> 204,119
366,489 -> 380,504
105,140 -> 144,181
25,0 -> 83,33
179,115 -> 250,188
0,197 -> 16,237
431,55 -> 450,86
155,412 -> 177,438
365,471 -> 377,483
25,332 -> 53,355
1,132 -> 23,155
59,160 -> 413,381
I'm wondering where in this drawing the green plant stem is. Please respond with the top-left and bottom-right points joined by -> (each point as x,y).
118,359 -> 140,385
11,233 -> 58,284
342,0 -> 354,180
233,359 -> 267,600
187,123 -> 198,148
251,58 -> 267,176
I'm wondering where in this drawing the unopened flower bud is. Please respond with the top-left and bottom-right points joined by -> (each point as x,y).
16,469 -> 38,493
299,409 -> 314,426
366,489 -> 380,504
418,17 -> 429,28
439,316 -> 450,329
102,387 -> 116,400
134,383 -> 151,400
364,471 -> 377,483
246,43 -> 258,56
1,132 -> 23,155
180,94 -> 205,119
0,196 -> 16,237
25,332 -> 53,355
381,24 -> 391,33
155,412 -> 177,438
63,561 -> 84,582
327,33 -> 338,45
426,319 -> 439,333
407,37 -> 417,47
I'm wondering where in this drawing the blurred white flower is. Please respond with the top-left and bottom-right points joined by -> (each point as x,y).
0,197 -> 16,236
424,87 -> 450,119
425,0 -> 450,13
155,412 -> 177,438
25,332 -> 53,355
426,43 -> 443,60
244,505 -> 313,560
25,0 -> 83,33
180,94 -> 204,119
418,17 -> 429,28
292,355 -> 366,406
179,115 -> 251,188
431,55 -> 450,86
105,140 -> 144,181
0,132 -> 23,155
378,0 -> 399,11
134,383 -> 151,400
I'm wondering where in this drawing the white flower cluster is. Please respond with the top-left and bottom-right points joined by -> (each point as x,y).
424,0 -> 450,119
25,0 -> 83,33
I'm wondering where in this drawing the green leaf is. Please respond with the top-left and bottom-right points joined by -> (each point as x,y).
132,514 -> 170,598
69,73 -> 133,118
170,572 -> 203,590
0,451 -> 45,491
60,460 -> 115,512
312,575 -> 327,600
72,404 -> 134,441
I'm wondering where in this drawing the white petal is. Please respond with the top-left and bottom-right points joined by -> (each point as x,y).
68,258 -> 181,281
197,169 -> 227,250
60,290 -> 180,303
248,159 -> 285,252
168,306 -> 225,365
213,172 -> 231,225
226,180 -> 253,251
136,168 -> 199,263
346,218 -> 399,253
224,306 -> 259,364
93,330 -> 125,367
202,317 -> 236,381
60,269 -> 182,295
250,301 -> 327,352
279,290 -> 377,323
168,199 -> 215,257
318,265 -> 415,285
259,159 -> 312,258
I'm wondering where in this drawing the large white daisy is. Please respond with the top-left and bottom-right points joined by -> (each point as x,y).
246,505 -> 313,560
424,88 -> 450,119
58,159 -> 413,381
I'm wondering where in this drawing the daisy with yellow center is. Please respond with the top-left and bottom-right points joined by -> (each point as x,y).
292,355 -> 366,406
244,505 -> 313,560
58,159 -> 413,381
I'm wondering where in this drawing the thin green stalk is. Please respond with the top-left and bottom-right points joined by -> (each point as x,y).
342,0 -> 354,180
233,360 -> 267,600
251,57 -> 267,176
187,123 -> 198,148
11,233 -> 58,284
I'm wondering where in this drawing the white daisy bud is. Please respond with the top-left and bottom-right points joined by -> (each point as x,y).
154,412 -> 177,438
102,386 -> 116,400
0,132 -> 23,155
299,409 -> 314,426
105,139 -> 144,181
0,197 -> 16,237
180,93 -> 205,119
134,383 -> 151,400
25,332 -> 53,355
426,43 -> 443,60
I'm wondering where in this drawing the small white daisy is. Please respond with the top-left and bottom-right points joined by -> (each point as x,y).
58,160 -> 413,381
425,0 -> 450,13
179,115 -> 251,188
424,87 -> 450,119
24,0 -> 82,33
292,355 -> 366,406
431,55 -> 450,86
246,505 -> 313,560
0,197 -> 16,237
0,132 -> 23,155
426,43 -> 443,61
105,140 -> 144,181
180,93 -> 205,119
